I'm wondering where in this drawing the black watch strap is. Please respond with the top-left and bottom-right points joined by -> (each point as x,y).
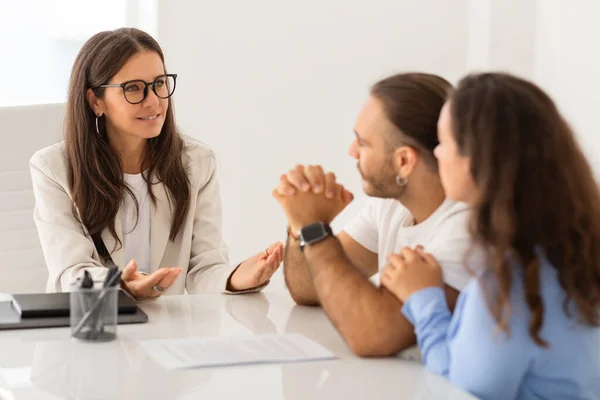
299,222 -> 333,251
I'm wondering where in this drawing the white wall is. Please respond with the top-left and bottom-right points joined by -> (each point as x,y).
466,0 -> 537,77
533,0 -> 600,175
468,0 -> 600,177
0,0 -> 157,107
157,0 -> 469,277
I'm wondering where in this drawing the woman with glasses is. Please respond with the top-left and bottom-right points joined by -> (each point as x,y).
30,28 -> 283,298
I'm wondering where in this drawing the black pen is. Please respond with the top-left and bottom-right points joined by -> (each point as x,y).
91,266 -> 119,337
82,270 -> 94,289
76,270 -> 94,336
73,269 -> 122,337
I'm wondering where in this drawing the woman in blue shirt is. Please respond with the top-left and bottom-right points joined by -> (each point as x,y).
381,72 -> 600,400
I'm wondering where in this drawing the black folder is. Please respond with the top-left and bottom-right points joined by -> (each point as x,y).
11,291 -> 137,318
0,292 -> 148,331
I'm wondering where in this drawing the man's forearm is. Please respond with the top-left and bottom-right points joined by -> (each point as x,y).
304,236 -> 416,356
283,236 -> 320,306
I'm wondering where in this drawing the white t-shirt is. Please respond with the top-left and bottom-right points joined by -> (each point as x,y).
121,173 -> 151,274
343,198 -> 473,290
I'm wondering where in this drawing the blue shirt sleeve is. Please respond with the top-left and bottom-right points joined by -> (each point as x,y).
402,287 -> 453,375
402,281 -> 532,400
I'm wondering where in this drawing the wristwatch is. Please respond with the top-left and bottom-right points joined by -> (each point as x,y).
298,222 -> 333,251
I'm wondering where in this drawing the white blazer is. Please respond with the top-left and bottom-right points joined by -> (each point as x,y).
30,139 -> 259,294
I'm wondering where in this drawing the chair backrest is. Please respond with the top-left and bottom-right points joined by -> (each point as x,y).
0,103 -> 65,293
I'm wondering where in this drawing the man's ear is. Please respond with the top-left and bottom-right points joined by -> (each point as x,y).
392,145 -> 419,179
86,88 -> 105,117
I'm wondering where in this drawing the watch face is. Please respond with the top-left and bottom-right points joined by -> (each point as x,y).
300,222 -> 327,244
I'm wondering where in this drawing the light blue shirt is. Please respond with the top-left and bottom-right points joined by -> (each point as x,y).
402,258 -> 600,400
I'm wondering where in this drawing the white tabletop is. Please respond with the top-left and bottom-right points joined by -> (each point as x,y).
0,291 -> 476,400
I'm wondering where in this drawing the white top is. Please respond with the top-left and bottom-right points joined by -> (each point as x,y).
120,173 -> 151,274
343,198 -> 473,290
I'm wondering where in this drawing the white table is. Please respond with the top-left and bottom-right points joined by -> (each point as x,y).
0,291 -> 476,399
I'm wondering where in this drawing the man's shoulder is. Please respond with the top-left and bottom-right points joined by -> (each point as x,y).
366,197 -> 411,218
364,197 -> 471,229
435,200 -> 472,228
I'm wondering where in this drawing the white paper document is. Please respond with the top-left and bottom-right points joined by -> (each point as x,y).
141,333 -> 337,370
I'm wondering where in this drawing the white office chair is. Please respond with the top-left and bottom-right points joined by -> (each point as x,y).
0,103 -> 64,293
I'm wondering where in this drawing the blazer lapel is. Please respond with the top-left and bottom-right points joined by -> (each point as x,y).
150,181 -> 172,272
101,209 -> 125,269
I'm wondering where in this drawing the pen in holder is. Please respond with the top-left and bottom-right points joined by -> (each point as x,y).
70,268 -> 121,342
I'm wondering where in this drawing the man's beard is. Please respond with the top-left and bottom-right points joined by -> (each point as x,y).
357,162 -> 404,199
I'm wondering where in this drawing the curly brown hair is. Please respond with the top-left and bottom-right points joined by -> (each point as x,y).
449,72 -> 600,346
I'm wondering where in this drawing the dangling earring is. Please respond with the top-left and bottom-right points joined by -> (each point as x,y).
95,114 -> 102,137
396,175 -> 408,187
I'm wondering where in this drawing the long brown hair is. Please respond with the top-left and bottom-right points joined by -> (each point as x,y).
450,72 -> 600,346
65,28 -> 190,257
371,72 -> 452,167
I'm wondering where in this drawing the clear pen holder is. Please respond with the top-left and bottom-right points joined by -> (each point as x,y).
70,287 -> 118,342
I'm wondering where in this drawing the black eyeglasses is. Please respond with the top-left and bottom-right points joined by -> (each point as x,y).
94,74 -> 177,105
